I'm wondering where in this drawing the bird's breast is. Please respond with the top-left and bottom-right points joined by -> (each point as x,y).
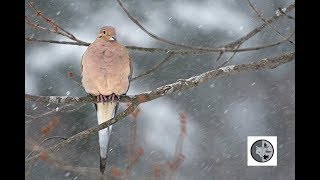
82,42 -> 130,95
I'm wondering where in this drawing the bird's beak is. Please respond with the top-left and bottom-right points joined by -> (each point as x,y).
109,36 -> 116,41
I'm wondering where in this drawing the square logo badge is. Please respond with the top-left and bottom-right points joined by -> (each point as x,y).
247,136 -> 277,166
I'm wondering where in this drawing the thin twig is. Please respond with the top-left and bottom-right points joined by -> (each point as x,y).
26,33 -> 293,53
217,31 -> 294,68
215,2 -> 295,62
25,37 -> 90,46
69,76 -> 83,87
131,53 -> 175,81
25,16 -> 64,36
40,151 -> 106,179
25,104 -> 86,124
25,136 -> 68,159
28,1 -> 87,44
226,2 -> 295,49
247,0 -> 295,44
277,7 -> 295,20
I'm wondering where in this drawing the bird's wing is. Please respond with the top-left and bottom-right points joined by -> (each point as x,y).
80,53 -> 85,76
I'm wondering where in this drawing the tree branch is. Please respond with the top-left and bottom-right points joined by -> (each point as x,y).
25,136 -> 68,159
116,0 -> 294,52
131,53 -> 176,81
28,1 -> 88,44
215,2 -> 295,61
25,37 -> 90,46
225,2 -> 295,49
247,0 -> 295,45
25,51 -> 294,163
216,31 -> 294,68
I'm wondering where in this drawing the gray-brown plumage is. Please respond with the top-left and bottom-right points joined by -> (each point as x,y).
81,26 -> 132,174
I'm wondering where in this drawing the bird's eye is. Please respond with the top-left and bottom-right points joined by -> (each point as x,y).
103,30 -> 106,34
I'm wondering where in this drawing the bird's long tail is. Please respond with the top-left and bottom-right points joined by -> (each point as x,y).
95,102 -> 118,174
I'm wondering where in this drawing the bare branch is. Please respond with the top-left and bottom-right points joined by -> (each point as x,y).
24,37 -> 209,54
247,0 -> 295,45
25,16 -> 65,36
25,37 -> 90,46
277,7 -> 295,20
131,53 -> 175,81
215,2 -> 295,62
217,31 -> 294,68
25,136 -> 68,159
25,104 -> 70,124
28,1 -> 87,44
225,2 -> 295,49
116,0 -> 294,52
67,72 -> 83,87
25,52 -> 294,163
25,104 -> 86,124
39,151 -> 106,179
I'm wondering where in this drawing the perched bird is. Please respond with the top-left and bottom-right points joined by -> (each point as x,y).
81,26 -> 132,174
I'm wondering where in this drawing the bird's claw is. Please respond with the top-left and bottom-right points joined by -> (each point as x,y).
97,93 -> 120,103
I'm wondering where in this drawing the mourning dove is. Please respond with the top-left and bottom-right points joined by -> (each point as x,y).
81,26 -> 132,174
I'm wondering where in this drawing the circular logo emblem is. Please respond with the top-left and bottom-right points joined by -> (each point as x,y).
250,139 -> 274,163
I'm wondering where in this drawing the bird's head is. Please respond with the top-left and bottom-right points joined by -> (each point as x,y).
98,26 -> 117,42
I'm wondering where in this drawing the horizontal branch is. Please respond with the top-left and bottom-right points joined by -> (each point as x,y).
25,37 -> 90,46
25,51 -> 294,162
25,32 -> 291,53
26,51 -> 295,106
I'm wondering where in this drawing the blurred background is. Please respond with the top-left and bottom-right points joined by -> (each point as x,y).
25,0 -> 295,179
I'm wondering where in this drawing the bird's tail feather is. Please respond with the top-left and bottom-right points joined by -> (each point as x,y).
96,102 -> 118,174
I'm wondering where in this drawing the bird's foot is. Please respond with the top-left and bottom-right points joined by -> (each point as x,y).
97,94 -> 108,103
97,93 -> 120,103
107,93 -> 120,103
